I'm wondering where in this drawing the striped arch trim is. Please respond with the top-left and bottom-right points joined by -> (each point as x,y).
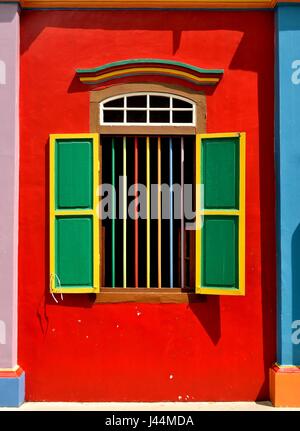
76,59 -> 224,89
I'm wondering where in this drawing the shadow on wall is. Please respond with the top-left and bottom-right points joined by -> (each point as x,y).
20,10 -> 276,400
0,7 -> 18,24
37,139 -> 96,336
188,297 -> 221,346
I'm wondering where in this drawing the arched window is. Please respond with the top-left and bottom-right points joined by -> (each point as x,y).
90,83 -> 206,135
100,93 -> 195,126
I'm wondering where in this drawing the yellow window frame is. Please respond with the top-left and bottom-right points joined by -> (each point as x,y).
50,133 -> 100,294
195,132 -> 246,296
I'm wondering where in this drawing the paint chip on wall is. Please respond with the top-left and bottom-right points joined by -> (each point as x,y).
0,321 -> 6,345
0,60 -> 6,85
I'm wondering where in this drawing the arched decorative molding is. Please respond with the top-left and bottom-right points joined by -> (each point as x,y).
77,59 -> 223,89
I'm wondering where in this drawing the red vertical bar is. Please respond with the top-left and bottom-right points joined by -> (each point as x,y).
134,136 -> 139,288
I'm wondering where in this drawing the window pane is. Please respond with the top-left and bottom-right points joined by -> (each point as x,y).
150,95 -> 170,108
150,110 -> 170,123
172,111 -> 193,123
173,98 -> 192,108
103,98 -> 124,108
103,110 -> 124,123
127,110 -> 147,123
127,95 -> 147,108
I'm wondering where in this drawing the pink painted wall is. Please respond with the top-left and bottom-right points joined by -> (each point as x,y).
0,4 -> 19,368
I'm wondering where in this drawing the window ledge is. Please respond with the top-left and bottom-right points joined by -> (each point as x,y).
94,288 -> 202,304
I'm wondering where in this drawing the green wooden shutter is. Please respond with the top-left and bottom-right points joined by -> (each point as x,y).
50,134 -> 100,293
196,133 -> 245,295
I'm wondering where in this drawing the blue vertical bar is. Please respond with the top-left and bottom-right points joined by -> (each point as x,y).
169,137 -> 173,288
276,5 -> 300,365
111,137 -> 116,288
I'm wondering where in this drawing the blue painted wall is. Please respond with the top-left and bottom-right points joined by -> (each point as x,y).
276,4 -> 300,365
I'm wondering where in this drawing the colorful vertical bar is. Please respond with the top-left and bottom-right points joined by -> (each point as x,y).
180,137 -> 185,289
147,136 -> 150,288
169,137 -> 173,288
134,137 -> 139,288
123,136 -> 127,288
157,137 -> 162,289
111,137 -> 116,288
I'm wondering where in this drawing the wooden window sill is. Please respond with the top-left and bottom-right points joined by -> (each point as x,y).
94,288 -> 202,303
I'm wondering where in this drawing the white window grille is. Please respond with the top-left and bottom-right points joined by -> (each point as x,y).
100,93 -> 196,126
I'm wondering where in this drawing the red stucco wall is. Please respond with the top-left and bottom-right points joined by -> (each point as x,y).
19,10 -> 276,401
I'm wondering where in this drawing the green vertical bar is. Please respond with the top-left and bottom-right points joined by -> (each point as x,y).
112,137 -> 116,288
169,138 -> 173,288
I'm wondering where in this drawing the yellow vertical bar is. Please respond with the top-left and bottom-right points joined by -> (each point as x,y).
49,135 -> 55,292
93,133 -> 100,293
239,132 -> 246,296
147,136 -> 150,288
195,134 -> 202,293
157,137 -> 161,288
123,136 -> 127,288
